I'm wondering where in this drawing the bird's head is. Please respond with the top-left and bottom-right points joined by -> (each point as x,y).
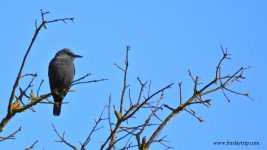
55,48 -> 82,61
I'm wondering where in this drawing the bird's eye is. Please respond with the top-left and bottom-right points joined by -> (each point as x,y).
65,51 -> 72,56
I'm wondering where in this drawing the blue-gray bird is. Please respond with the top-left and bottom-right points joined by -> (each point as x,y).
48,48 -> 82,116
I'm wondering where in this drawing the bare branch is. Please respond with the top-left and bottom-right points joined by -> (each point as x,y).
71,73 -> 107,86
123,83 -> 173,121
52,124 -> 77,150
37,79 -> 44,96
137,77 -> 148,104
80,106 -> 107,149
185,109 -> 204,123
72,78 -> 108,86
144,47 -> 252,149
178,82 -> 182,105
1,10 -> 75,132
0,127 -> 21,142
108,94 -> 112,132
119,45 -> 130,113
24,140 -> 38,150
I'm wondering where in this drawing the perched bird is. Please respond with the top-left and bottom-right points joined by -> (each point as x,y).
48,48 -> 82,116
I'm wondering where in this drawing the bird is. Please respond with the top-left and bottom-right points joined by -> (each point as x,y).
48,48 -> 82,116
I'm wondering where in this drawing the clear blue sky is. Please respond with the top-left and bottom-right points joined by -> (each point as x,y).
0,0 -> 266,149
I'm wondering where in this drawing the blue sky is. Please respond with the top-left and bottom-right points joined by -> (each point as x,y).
0,0 -> 266,149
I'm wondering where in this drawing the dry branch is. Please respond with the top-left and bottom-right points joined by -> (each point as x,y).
0,10 -> 74,133
100,47 -> 174,150
144,47 -> 252,149
4,9 -> 251,149
51,46 -> 251,150
0,9 -> 107,135
80,106 -> 107,149
0,127 -> 21,142
24,140 -> 38,150
52,124 -> 77,150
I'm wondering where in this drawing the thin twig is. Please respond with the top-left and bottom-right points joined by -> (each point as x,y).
145,47 -> 252,149
24,140 -> 38,150
72,78 -> 108,86
119,45 -> 130,113
178,82 -> 182,105
81,106 -> 107,149
37,79 -> 44,96
0,127 -> 21,142
52,124 -> 77,150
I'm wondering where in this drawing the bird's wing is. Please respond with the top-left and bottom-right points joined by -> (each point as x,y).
48,58 -> 60,92
73,63 -> 75,76
49,59 -> 75,89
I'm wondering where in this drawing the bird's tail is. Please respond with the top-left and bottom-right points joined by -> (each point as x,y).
53,103 -> 61,116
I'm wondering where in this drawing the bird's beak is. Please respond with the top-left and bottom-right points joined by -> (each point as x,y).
74,54 -> 83,58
